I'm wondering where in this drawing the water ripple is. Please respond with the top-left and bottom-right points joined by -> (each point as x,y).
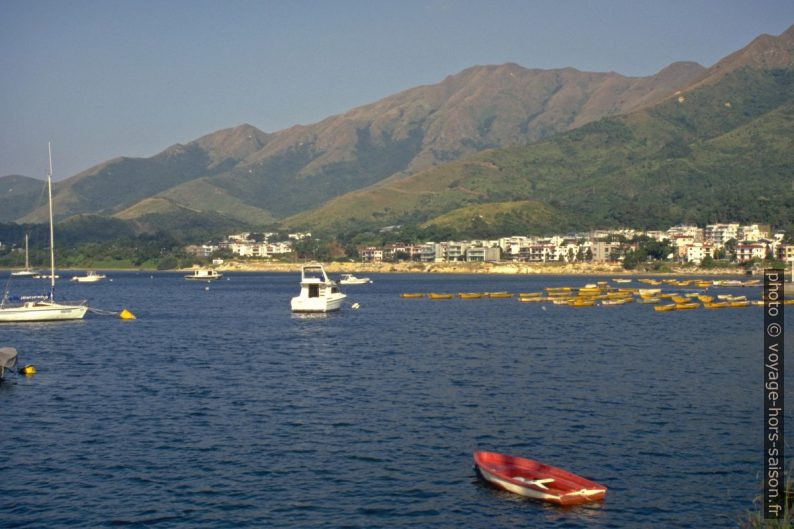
0,272 -> 787,528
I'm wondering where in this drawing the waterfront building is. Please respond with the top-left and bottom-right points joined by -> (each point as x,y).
361,247 -> 384,263
446,241 -> 469,262
668,225 -> 703,241
705,223 -> 739,245
420,242 -> 447,263
591,241 -> 623,262
738,224 -> 769,242
684,243 -> 716,264
783,245 -> 794,263
466,246 -> 500,262
735,242 -> 766,263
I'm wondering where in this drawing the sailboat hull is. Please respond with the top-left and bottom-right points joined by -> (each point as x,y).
0,144 -> 89,324
0,302 -> 87,322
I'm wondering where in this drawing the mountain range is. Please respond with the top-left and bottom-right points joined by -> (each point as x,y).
2,25 -> 793,239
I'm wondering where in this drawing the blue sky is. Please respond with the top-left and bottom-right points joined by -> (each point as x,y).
2,0 -> 793,180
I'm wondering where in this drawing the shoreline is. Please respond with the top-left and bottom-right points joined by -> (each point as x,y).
1,261 -> 754,276
210,260 -> 752,276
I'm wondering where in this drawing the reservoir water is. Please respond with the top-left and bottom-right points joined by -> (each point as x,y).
0,272 -> 788,528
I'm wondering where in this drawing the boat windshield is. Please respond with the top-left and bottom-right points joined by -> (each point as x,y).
301,266 -> 328,282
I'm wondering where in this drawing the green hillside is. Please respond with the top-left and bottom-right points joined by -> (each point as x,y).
285,66 -> 794,236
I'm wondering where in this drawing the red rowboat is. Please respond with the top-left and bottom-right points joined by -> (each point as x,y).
473,451 -> 607,506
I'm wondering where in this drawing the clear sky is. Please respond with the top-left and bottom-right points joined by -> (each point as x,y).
2,0 -> 793,180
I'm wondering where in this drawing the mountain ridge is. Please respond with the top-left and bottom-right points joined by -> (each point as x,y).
0,57 -> 707,224
2,24 -> 792,238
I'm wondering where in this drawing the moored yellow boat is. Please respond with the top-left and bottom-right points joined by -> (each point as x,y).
400,293 -> 424,298
654,304 -> 677,312
458,292 -> 483,299
637,297 -> 660,304
675,302 -> 699,310
601,298 -> 632,306
428,293 -> 453,300
518,296 -> 546,302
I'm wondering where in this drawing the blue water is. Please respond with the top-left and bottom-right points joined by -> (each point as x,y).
0,272 -> 789,528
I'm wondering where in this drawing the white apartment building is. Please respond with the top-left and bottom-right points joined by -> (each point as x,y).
466,246 -> 500,262
591,241 -> 623,262
446,241 -> 469,262
361,247 -> 384,262
643,230 -> 669,241
705,223 -> 739,245
420,242 -> 447,262
738,224 -> 768,242
230,242 -> 268,257
229,241 -> 292,258
735,242 -> 766,262
684,243 -> 715,264
499,236 -> 532,257
667,225 -> 703,241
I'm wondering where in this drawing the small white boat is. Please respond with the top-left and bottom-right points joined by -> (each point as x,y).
339,274 -> 372,285
10,234 -> 39,277
71,271 -> 106,283
291,263 -> 346,313
185,268 -> 223,281
10,269 -> 38,277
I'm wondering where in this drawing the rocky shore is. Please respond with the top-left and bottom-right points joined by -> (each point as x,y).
212,260 -> 749,276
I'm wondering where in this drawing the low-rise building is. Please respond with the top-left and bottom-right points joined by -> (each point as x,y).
783,245 -> 794,263
466,246 -> 500,262
446,241 -> 469,262
420,242 -> 446,262
705,223 -> 739,246
668,225 -> 703,242
735,242 -> 766,263
684,243 -> 715,264
591,241 -> 623,262
361,247 -> 384,263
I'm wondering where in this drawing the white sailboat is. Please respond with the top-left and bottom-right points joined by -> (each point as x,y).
0,143 -> 88,322
10,233 -> 39,277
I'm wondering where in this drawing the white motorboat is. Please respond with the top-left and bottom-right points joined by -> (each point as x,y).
339,273 -> 372,285
0,144 -> 87,322
185,268 -> 223,281
291,263 -> 346,313
71,271 -> 106,283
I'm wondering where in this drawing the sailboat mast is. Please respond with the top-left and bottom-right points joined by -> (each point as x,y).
24,233 -> 29,270
47,142 -> 55,298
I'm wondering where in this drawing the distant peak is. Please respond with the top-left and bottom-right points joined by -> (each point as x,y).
781,23 -> 794,42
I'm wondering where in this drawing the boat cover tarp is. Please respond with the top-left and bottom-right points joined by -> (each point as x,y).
0,347 -> 18,378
